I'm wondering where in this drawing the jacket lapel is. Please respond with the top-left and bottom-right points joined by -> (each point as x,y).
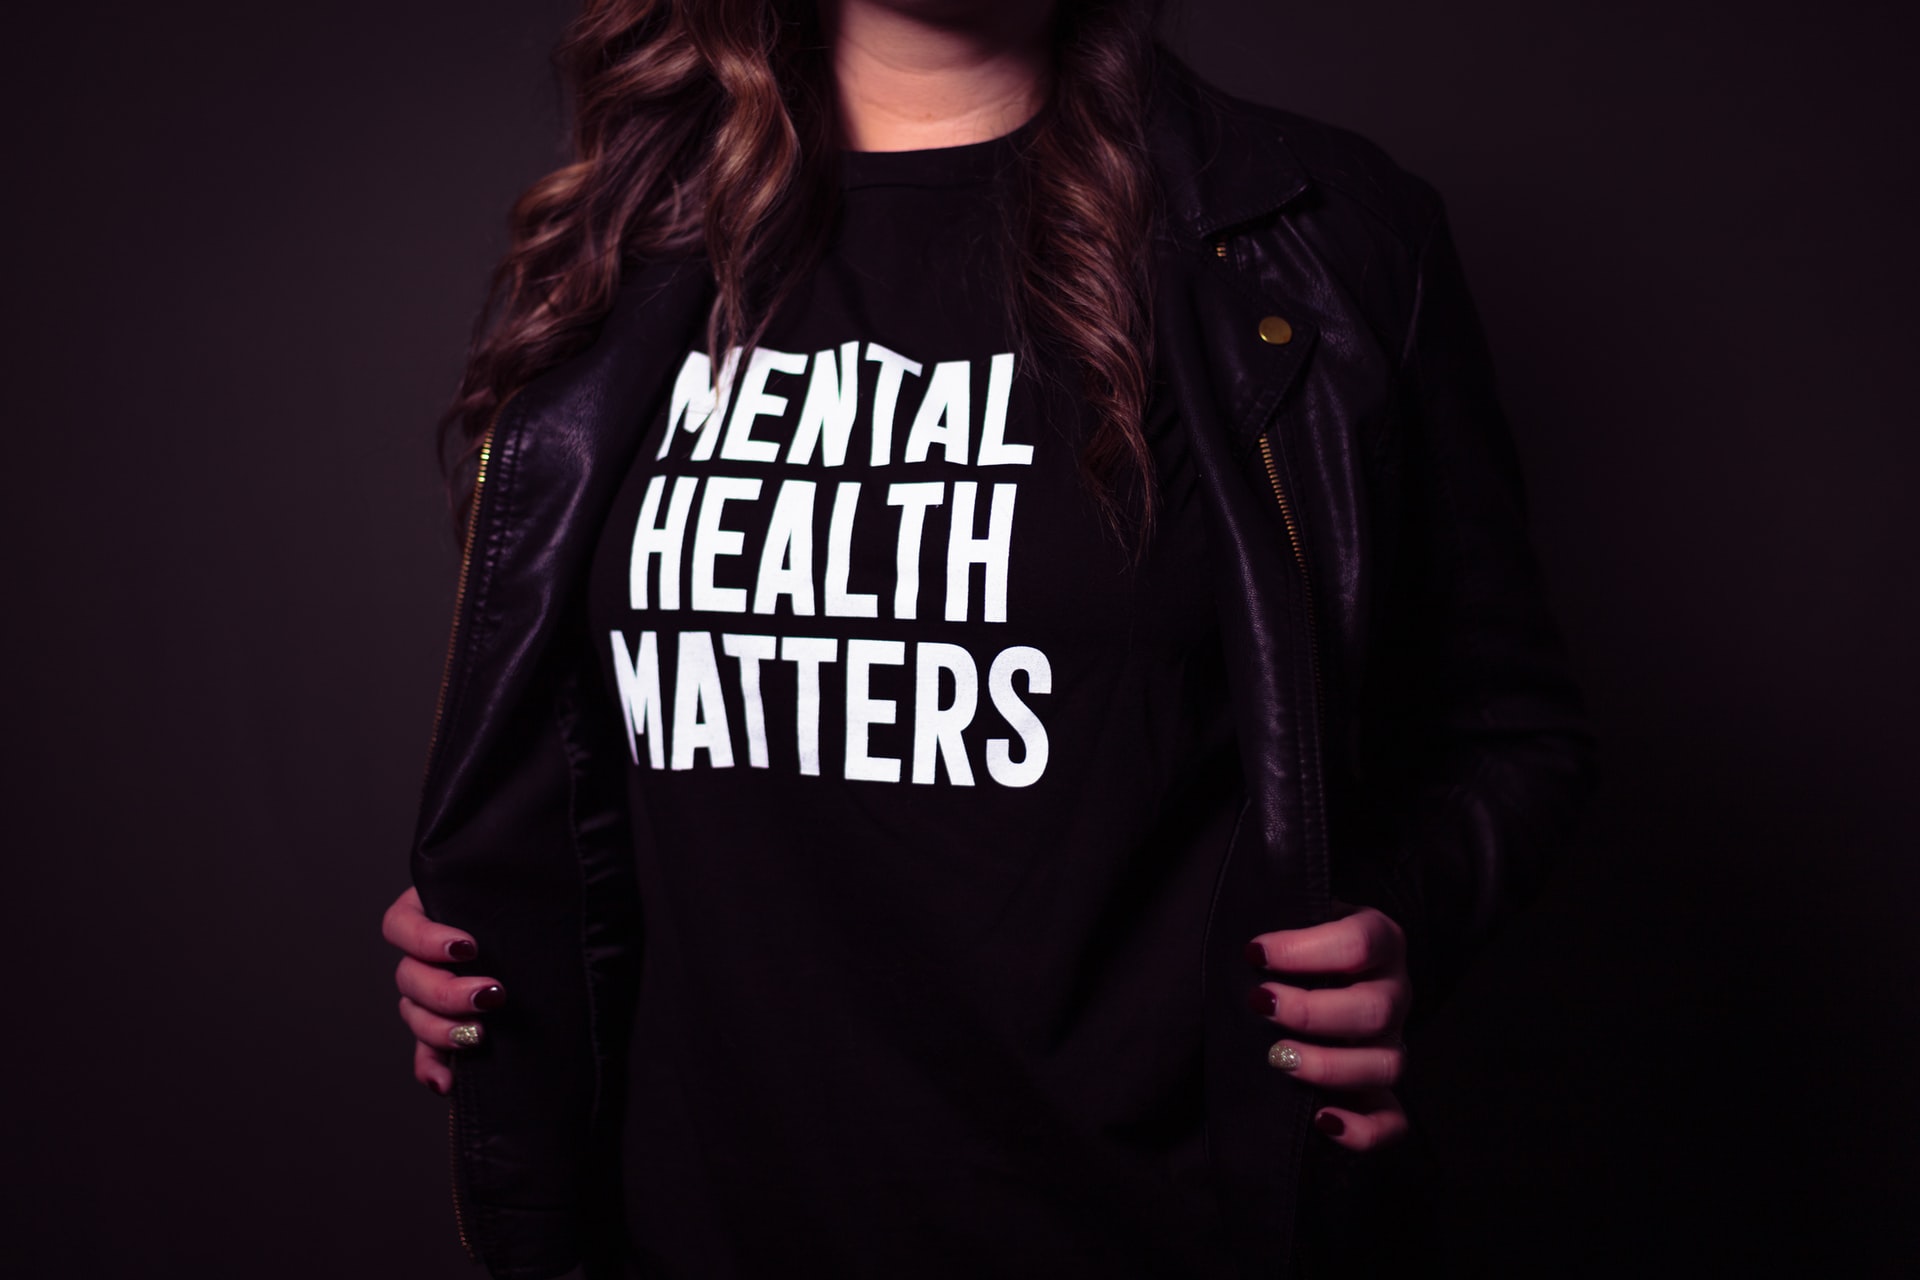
1147,48 -> 1309,242
420,255 -> 714,846
1150,55 -> 1337,1277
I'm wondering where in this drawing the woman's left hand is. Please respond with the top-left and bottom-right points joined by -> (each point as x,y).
1246,898 -> 1412,1152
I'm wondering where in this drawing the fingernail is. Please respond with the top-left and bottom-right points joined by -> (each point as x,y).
446,939 -> 478,962
1247,985 -> 1276,1017
1315,1111 -> 1346,1137
471,984 -> 506,1012
449,1023 -> 484,1050
1267,1042 -> 1302,1071
1244,941 -> 1267,968
424,1077 -> 444,1095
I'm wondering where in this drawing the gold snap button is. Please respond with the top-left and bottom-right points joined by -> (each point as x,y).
1258,315 -> 1294,345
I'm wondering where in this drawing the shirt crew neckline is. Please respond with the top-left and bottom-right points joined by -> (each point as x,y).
837,105 -> 1044,191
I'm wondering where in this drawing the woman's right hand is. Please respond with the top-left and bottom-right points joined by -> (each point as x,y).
381,886 -> 506,1095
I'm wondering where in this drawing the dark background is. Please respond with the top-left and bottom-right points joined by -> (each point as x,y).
5,0 -> 1915,1274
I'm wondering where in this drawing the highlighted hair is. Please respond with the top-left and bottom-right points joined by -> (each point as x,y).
442,0 -> 1163,546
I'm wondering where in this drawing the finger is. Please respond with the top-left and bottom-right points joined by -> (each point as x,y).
1263,1037 -> 1404,1090
1249,977 -> 1407,1040
381,886 -> 479,964
1248,907 -> 1404,977
395,955 -> 506,1019
414,1038 -> 453,1096
1312,1086 -> 1411,1152
398,994 -> 485,1053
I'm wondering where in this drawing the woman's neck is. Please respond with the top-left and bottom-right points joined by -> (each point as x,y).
820,0 -> 1055,151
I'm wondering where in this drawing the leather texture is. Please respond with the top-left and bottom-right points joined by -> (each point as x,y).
410,46 -> 1596,1280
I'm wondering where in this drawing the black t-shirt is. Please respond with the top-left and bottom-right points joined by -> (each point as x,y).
584,119 -> 1244,1278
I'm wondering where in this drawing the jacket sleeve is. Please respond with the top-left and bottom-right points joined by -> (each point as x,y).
1334,188 -> 1599,1028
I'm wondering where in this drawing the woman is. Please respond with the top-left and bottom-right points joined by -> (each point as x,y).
382,1 -> 1595,1276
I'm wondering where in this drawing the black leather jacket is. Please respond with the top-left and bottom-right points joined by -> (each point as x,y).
410,48 -> 1596,1280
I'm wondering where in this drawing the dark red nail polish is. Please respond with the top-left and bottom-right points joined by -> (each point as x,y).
471,984 -> 506,1012
1247,986 -> 1276,1016
1314,1111 -> 1345,1137
447,939 -> 478,962
424,1078 -> 443,1095
1244,941 -> 1267,968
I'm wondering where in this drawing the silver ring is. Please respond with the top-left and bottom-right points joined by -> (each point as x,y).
1267,1042 -> 1301,1071
449,1022 -> 484,1050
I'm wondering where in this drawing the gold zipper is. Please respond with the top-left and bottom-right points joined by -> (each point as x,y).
448,1095 -> 476,1261
423,418 -> 500,779
423,406 -> 508,1265
1255,430 -> 1327,728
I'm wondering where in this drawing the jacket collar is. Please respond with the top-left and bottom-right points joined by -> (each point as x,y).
1145,47 -> 1311,244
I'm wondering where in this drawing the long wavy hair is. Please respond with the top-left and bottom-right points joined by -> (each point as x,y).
441,0 -> 1165,546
